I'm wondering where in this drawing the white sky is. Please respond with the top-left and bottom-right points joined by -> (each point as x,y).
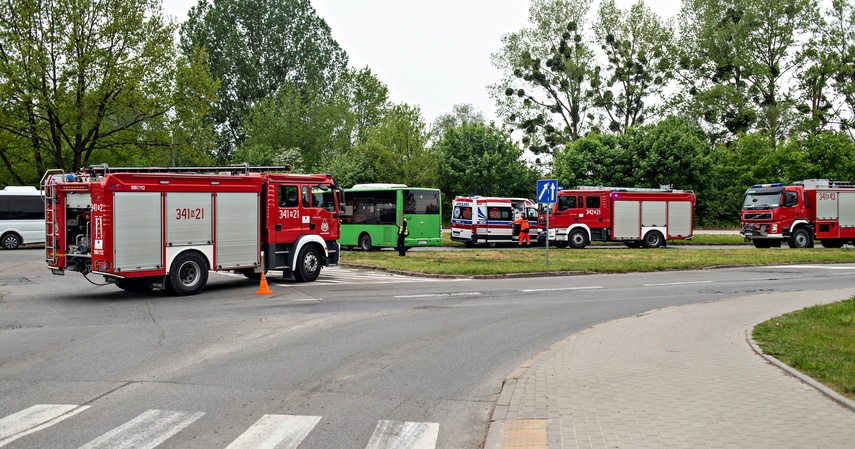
163,0 -> 681,125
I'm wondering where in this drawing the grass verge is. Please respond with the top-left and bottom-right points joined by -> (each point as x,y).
440,232 -> 747,247
753,298 -> 855,401
340,247 -> 855,276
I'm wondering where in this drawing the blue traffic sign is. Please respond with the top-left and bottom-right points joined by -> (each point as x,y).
537,179 -> 558,203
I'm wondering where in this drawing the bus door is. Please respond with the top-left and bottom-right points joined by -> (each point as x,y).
403,189 -> 440,244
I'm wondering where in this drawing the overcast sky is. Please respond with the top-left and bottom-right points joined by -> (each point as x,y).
163,0 -> 681,126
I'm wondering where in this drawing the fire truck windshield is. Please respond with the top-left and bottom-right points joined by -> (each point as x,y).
742,192 -> 782,210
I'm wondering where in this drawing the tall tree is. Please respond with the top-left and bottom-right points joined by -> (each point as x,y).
436,122 -> 540,201
675,0 -> 816,141
0,0 -> 210,185
180,0 -> 348,160
796,0 -> 855,138
490,0 -> 595,161
591,0 -> 675,134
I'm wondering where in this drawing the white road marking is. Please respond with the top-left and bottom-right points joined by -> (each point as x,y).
224,414 -> 321,449
0,404 -> 91,447
394,292 -> 481,298
642,281 -> 714,287
364,420 -> 439,449
78,409 -> 204,449
520,286 -> 604,292
765,264 -> 855,270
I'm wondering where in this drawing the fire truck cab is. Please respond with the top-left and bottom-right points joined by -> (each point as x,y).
541,186 -> 695,249
41,164 -> 343,295
450,196 -> 538,247
741,179 -> 855,248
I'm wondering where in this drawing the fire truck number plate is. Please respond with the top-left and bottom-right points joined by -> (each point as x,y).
175,208 -> 206,220
280,210 -> 300,219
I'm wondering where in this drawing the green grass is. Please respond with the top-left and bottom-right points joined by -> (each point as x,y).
439,232 -> 747,247
753,298 -> 855,401
340,247 -> 855,276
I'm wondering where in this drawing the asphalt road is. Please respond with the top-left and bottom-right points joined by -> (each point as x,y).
1,246 -> 853,448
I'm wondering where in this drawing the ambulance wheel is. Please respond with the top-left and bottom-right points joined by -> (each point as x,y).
1,232 -> 21,250
294,245 -> 321,282
788,228 -> 812,248
568,229 -> 588,249
358,234 -> 372,251
116,278 -> 153,292
168,252 -> 208,296
642,231 -> 665,248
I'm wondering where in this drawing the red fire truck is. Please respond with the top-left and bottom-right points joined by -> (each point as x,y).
450,196 -> 539,247
539,186 -> 696,248
40,164 -> 343,295
740,179 -> 855,248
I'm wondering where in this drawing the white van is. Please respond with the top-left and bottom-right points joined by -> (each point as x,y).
0,186 -> 45,249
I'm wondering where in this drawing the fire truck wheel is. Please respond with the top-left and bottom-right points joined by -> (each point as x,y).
168,252 -> 209,296
358,234 -> 372,251
642,231 -> 665,248
623,240 -> 642,248
1,232 -> 22,250
568,229 -> 589,249
295,245 -> 321,282
788,228 -> 812,248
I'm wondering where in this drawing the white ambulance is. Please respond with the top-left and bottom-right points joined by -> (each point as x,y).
450,196 -> 538,247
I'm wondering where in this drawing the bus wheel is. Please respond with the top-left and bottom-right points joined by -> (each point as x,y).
358,234 -> 372,251
788,228 -> 812,248
1,233 -> 21,250
295,245 -> 321,282
167,252 -> 208,296
642,231 -> 665,248
568,229 -> 588,249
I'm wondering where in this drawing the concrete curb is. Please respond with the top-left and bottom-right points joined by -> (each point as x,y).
338,263 -> 587,279
746,329 -> 855,413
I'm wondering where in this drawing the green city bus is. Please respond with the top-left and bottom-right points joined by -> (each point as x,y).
339,184 -> 442,251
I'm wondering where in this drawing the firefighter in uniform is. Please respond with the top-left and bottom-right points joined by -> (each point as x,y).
397,214 -> 409,256
512,212 -> 531,247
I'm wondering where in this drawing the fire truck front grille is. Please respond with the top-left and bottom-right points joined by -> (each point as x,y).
743,212 -> 772,220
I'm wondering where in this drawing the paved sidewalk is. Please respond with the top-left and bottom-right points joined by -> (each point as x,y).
485,288 -> 855,449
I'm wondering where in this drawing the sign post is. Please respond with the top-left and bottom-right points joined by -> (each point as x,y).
536,179 -> 558,268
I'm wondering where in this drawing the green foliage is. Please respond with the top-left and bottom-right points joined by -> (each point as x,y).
0,0 -> 211,186
180,0 -> 348,159
780,131 -> 855,182
436,122 -> 541,220
330,104 -> 435,189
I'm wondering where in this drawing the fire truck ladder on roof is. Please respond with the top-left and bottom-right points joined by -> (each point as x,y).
576,185 -> 687,192
86,163 -> 291,176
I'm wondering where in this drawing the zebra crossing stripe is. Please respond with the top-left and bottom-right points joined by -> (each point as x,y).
77,409 -> 204,449
0,404 -> 91,447
224,414 -> 321,449
364,420 -> 439,449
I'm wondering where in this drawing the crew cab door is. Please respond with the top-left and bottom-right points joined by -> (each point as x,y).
271,183 -> 305,244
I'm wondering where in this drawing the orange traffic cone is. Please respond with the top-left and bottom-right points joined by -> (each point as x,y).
256,271 -> 273,295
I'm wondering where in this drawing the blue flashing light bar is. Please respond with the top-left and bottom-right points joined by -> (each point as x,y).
752,183 -> 785,188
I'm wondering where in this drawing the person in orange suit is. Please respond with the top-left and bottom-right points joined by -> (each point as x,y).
512,212 -> 530,248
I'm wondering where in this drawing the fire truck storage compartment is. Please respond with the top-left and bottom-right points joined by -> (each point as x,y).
642,201 -> 666,227
215,192 -> 260,268
115,192 -> 163,272
667,201 -> 693,237
66,192 -> 91,209
613,201 -> 641,239
167,193 -> 212,246
840,192 -> 855,227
